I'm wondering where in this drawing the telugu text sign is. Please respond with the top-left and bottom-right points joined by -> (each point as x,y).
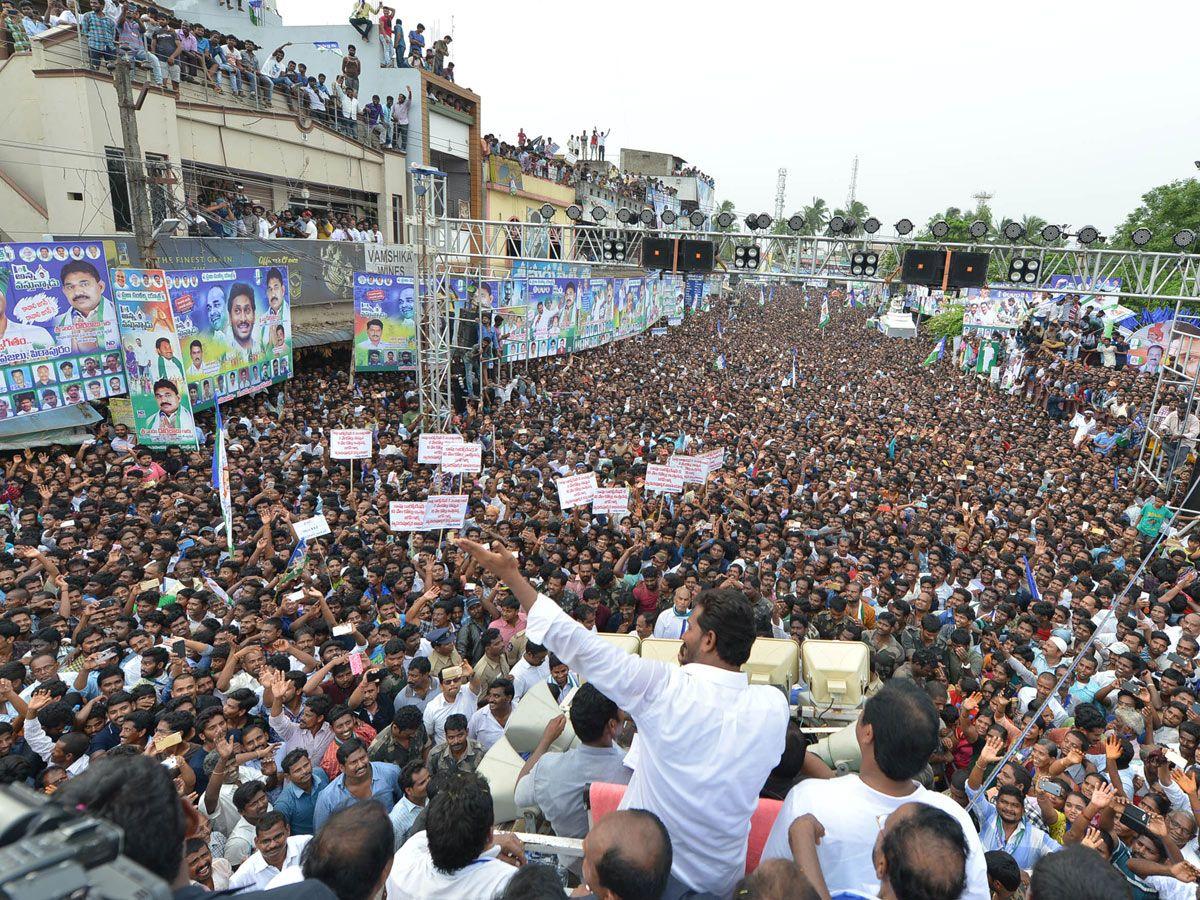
418,432 -> 463,465
645,463 -> 685,493
668,455 -> 708,484
423,495 -> 469,530
698,448 -> 726,475
592,487 -> 629,517
556,472 -> 598,510
441,442 -> 483,474
292,514 -> 331,541
330,428 -> 373,459
389,502 -> 427,532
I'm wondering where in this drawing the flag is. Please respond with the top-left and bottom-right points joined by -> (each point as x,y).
1113,469 -> 1120,490
716,318 -> 724,338
313,41 -> 342,56
849,292 -> 858,309
1022,555 -> 1042,602
248,0 -> 261,24
768,285 -> 775,302
715,353 -> 726,370
759,286 -> 766,307
213,402 -> 233,553
819,298 -> 830,329
887,436 -> 896,460
280,539 -> 310,587
922,337 -> 946,366
790,348 -> 797,387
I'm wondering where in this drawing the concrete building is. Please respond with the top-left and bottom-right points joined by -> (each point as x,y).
0,0 -> 481,244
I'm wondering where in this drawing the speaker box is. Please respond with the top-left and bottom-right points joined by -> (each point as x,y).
901,249 -> 944,286
947,251 -> 990,289
679,239 -> 715,273
642,237 -> 674,269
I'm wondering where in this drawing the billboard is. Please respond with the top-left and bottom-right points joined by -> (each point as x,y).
352,272 -> 416,371
112,268 -> 197,447
165,266 -> 293,410
0,240 -> 123,420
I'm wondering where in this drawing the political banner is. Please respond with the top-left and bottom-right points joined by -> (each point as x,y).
615,277 -> 644,338
441,442 -> 482,474
592,486 -> 629,517
165,265 -> 293,411
352,272 -> 416,371
962,286 -> 1033,330
698,448 -> 726,475
525,274 -> 556,359
556,472 -> 598,510
645,463 -> 685,494
330,428 -> 373,459
668,455 -> 708,484
418,432 -> 463,465
108,396 -> 135,430
0,240 -> 123,420
423,495 -> 469,530
292,514 -> 331,540
389,501 -> 427,531
112,268 -> 197,448
684,274 -> 705,312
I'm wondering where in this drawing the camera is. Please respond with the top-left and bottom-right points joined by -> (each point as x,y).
0,783 -> 169,899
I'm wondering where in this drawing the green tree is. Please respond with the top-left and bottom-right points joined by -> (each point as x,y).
801,197 -> 828,233
1111,179 -> 1200,254
832,200 -> 871,235
714,199 -> 737,232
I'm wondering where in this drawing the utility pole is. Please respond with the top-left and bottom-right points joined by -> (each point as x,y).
113,58 -> 156,265
774,168 -> 787,223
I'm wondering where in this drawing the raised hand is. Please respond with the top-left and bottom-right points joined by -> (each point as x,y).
1104,733 -> 1123,761
1172,768 -> 1198,796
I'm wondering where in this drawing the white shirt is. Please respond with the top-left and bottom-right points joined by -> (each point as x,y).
466,705 -> 506,752
385,830 -> 515,900
301,219 -> 318,240
761,775 -> 988,900
228,835 -> 310,892
509,656 -> 549,700
525,593 -> 789,898
421,686 -> 477,745
652,607 -> 691,639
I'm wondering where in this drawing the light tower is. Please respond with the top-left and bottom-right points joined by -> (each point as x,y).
775,168 -> 787,223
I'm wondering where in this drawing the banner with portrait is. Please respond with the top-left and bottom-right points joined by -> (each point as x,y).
112,268 -> 197,448
0,240 -> 123,420
166,266 -> 293,410
614,277 -> 644,338
962,285 -> 1032,330
525,274 -> 557,359
352,272 -> 416,371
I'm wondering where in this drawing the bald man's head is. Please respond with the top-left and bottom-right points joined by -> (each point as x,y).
874,802 -> 967,900
582,810 -> 671,900
734,858 -> 821,899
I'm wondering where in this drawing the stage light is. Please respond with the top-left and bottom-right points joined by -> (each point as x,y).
689,210 -> 706,227
638,208 -> 655,226
863,217 -> 881,234
757,214 -> 773,230
616,208 -> 632,224
1007,257 -> 1040,284
788,214 -> 804,232
1041,224 -> 1062,242
660,209 -> 677,225
734,245 -> 760,270
850,251 -> 878,277
1174,229 -> 1196,248
601,239 -> 626,262
1131,227 -> 1153,246
540,203 -> 555,221
931,220 -> 949,239
841,218 -> 858,235
716,212 -> 734,228
566,204 -> 583,221
828,215 -> 846,234
895,218 -> 914,236
591,206 -> 606,222
745,214 -> 761,230
528,211 -> 542,224
969,220 -> 988,239
1077,225 -> 1100,245
1002,221 -> 1025,241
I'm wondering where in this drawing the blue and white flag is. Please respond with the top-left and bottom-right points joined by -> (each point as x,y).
715,353 -> 726,370
313,41 -> 342,55
716,318 -> 724,338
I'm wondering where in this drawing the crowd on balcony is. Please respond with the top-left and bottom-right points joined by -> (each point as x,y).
182,178 -> 383,240
344,2 -> 454,80
674,163 -> 715,188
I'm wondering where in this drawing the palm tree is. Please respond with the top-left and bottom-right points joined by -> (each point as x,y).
831,200 -> 870,235
1019,214 -> 1048,243
801,197 -> 828,233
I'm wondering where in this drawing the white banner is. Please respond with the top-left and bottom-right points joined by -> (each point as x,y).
697,448 -> 726,475
292,514 -> 331,541
441,442 -> 483,474
668,455 -> 708,484
418,433 -> 464,465
389,501 -> 427,532
645,463 -> 685,494
423,495 -> 469,530
592,487 -> 629,517
556,472 -> 598,510
330,428 -> 373,460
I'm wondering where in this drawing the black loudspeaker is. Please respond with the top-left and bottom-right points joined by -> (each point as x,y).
679,239 -> 715,273
947,251 -> 990,289
642,237 -> 673,269
901,249 -> 944,286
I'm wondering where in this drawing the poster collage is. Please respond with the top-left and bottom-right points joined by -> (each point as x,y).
0,242 -> 294,445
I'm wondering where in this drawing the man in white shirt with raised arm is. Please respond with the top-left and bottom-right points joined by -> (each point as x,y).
456,537 -> 789,899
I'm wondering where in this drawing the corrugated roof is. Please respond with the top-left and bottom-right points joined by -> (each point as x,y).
292,327 -> 353,348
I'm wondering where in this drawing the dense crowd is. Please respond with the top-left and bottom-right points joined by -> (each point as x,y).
0,285 -> 1194,900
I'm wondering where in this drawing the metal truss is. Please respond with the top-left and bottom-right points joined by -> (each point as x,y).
429,218 -> 1200,303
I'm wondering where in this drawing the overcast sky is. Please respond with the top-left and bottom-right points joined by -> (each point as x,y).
283,0 -> 1200,234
